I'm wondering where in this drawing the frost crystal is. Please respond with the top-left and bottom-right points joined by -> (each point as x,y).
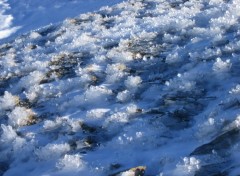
125,76 -> 142,91
36,143 -> 70,160
213,58 -> 231,73
57,154 -> 84,170
174,157 -> 201,176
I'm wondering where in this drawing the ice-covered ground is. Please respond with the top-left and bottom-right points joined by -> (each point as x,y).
0,0 -> 123,42
1,0 -> 240,175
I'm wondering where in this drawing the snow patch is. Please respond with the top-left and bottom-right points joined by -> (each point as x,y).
0,0 -> 20,40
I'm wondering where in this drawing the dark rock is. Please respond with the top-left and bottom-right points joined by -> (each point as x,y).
194,162 -> 229,176
169,0 -> 189,9
26,44 -> 37,50
171,108 -> 190,122
79,122 -> 99,134
18,99 -> 33,108
191,128 -> 240,156
0,162 -> 8,176
110,163 -> 122,170
109,166 -> 146,176
38,25 -> 58,36
82,136 -> 99,150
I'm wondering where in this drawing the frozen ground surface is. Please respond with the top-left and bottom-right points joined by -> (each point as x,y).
0,0 -> 123,42
1,0 -> 240,175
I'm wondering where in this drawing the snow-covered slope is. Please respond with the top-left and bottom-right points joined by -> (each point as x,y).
1,0 -> 240,175
0,0 -> 20,40
0,0 -> 123,42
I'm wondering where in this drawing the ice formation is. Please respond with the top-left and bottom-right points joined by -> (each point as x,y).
1,0 -> 240,175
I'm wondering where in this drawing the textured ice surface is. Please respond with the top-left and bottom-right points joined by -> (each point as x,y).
1,0 -> 240,175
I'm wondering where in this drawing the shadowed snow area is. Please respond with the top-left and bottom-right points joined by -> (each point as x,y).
0,0 -> 20,40
1,0 -> 240,175
0,0 -> 123,42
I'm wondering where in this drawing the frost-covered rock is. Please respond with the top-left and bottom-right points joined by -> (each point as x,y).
8,107 -> 36,127
173,157 -> 201,176
35,143 -> 70,160
0,91 -> 19,112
